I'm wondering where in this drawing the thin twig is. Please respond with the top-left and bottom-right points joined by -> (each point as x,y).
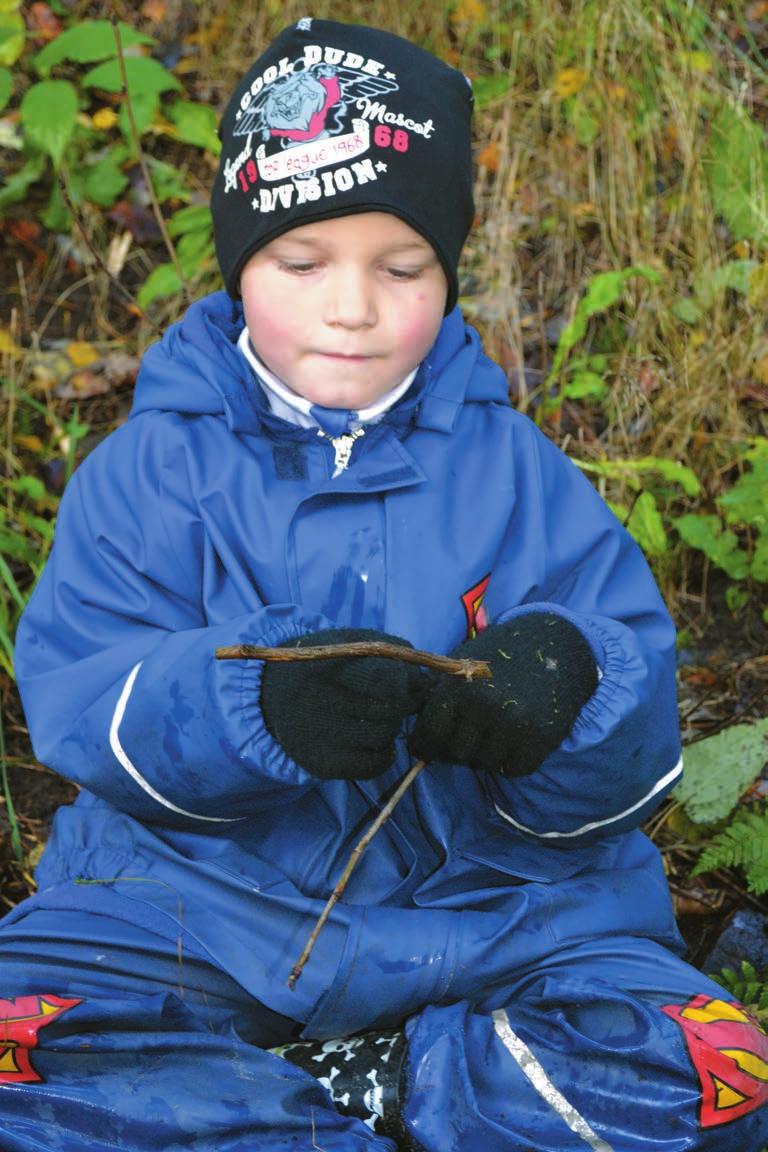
57,173 -> 162,337
288,758 -> 427,989
215,641 -> 492,680
111,14 -> 189,305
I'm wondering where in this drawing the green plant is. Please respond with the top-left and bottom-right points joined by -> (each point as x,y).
674,439 -> 768,616
2,14 -> 219,304
712,961 -> 768,1023
693,808 -> 768,896
540,266 -> 663,418
673,719 -> 768,900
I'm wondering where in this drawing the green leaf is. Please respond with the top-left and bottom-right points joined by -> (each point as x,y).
694,260 -> 758,307
471,74 -> 513,109
83,56 -> 181,99
674,514 -> 751,580
82,152 -> 128,207
673,719 -> 768,824
705,101 -> 768,243
168,203 -> 212,237
20,80 -> 78,168
0,154 -> 46,211
177,229 -> 213,277
118,89 -> 159,139
34,20 -> 154,75
562,370 -> 607,400
0,9 -> 23,67
672,297 -> 702,325
549,266 -> 662,377
167,100 -> 221,154
0,65 -> 12,111
693,808 -> 768,894
575,455 -> 701,498
627,491 -> 668,556
137,262 -> 181,309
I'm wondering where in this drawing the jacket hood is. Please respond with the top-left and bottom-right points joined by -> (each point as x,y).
130,290 -> 509,435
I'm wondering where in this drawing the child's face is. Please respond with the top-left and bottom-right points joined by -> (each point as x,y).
240,212 -> 448,409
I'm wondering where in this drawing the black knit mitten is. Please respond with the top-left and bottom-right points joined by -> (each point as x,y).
260,628 -> 429,780
410,614 -> 598,776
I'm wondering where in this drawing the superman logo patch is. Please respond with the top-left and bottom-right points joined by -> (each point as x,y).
0,994 -> 82,1084
461,574 -> 490,638
662,994 -> 768,1127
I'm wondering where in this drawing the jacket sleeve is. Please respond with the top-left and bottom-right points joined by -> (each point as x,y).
14,419 -> 332,826
482,417 -> 682,846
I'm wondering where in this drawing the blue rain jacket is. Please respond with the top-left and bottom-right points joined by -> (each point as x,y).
14,290 -> 685,1043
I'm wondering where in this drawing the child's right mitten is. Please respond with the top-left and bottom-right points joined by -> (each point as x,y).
410,613 -> 598,776
260,628 -> 429,780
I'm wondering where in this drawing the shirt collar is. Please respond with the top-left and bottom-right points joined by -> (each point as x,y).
237,327 -> 418,431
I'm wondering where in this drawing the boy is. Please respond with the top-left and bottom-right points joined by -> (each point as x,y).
2,18 -> 767,1152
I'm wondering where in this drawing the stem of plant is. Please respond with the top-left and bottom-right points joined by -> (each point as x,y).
215,641 -> 492,681
214,639 -> 489,985
111,14 -> 189,305
287,758 -> 427,989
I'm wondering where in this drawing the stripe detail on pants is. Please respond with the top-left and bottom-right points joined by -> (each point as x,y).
492,1008 -> 614,1152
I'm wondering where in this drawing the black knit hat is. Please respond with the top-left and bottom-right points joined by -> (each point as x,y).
211,18 -> 474,312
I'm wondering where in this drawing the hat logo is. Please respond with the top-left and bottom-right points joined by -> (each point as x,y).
223,43 -> 435,212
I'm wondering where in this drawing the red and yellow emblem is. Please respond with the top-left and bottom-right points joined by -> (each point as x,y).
461,574 -> 490,638
0,994 -> 82,1084
662,994 -> 768,1127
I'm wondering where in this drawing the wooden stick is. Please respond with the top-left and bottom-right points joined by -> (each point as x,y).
215,641 -> 491,681
287,759 -> 427,989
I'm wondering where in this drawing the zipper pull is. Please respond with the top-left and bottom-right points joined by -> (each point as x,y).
326,428 -> 365,477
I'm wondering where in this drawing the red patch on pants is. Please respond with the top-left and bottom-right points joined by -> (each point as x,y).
0,994 -> 83,1084
661,994 -> 768,1127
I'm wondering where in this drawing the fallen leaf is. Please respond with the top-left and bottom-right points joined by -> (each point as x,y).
141,0 -> 167,20
0,328 -> 22,356
451,0 -> 488,26
66,341 -> 100,369
25,2 -> 62,41
477,141 -> 501,172
13,434 -> 45,453
554,67 -> 588,99
91,107 -> 119,131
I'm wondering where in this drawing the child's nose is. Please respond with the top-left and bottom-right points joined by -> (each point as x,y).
324,267 -> 377,329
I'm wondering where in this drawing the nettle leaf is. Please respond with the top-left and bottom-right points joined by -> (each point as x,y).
167,101 -> 221,154
20,80 -> 78,168
627,491 -> 667,557
137,262 -> 181,309
82,153 -> 128,207
34,20 -> 154,75
563,370 -> 607,399
674,513 -> 751,580
694,260 -> 758,307
550,266 -> 662,375
83,56 -> 181,99
168,203 -> 212,237
673,718 -> 768,824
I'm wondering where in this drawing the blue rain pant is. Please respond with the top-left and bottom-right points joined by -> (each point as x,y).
1,902 -> 767,1151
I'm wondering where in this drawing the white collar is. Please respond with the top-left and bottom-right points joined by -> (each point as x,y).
237,327 -> 417,430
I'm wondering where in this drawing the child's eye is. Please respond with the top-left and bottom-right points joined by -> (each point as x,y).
277,260 -> 320,275
386,267 -> 422,280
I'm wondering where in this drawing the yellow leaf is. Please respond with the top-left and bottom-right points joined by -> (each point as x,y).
681,50 -> 712,73
554,67 -> 587,99
92,107 -> 119,131
14,433 -> 45,453
451,0 -> 488,27
66,341 -> 100,368
0,327 -> 21,356
754,354 -> 768,386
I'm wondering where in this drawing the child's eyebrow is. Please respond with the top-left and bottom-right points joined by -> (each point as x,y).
272,236 -> 433,255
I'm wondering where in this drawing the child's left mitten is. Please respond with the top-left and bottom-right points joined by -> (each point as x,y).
410,613 -> 598,776
260,628 -> 430,780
